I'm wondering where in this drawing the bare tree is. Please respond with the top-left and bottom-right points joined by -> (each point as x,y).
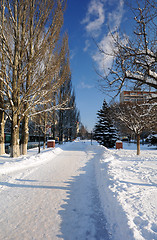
97,0 -> 157,97
30,33 -> 71,150
20,1 -> 68,155
113,102 -> 157,155
20,31 -> 69,155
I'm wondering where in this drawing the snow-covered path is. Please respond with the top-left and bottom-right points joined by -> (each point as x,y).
0,141 -> 110,240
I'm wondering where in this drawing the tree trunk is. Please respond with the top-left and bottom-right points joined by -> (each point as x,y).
0,111 -> 5,155
52,125 -> 56,140
59,110 -> 63,144
21,116 -> 29,155
52,96 -> 56,140
43,112 -> 47,149
43,132 -> 46,149
69,128 -> 72,141
0,0 -> 5,155
19,0 -> 33,154
137,134 -> 140,155
10,113 -> 20,157
10,1 -> 20,158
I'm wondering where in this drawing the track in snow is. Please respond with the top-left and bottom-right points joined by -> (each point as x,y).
0,141 -> 111,240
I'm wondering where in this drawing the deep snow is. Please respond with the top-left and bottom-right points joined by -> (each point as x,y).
0,141 -> 156,240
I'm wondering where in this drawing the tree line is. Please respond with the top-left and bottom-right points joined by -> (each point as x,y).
93,99 -> 156,155
0,0 -> 79,157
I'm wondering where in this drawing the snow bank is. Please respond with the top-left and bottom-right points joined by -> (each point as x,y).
0,141 -> 75,176
95,145 -> 157,240
0,147 -> 63,175
0,144 -> 68,194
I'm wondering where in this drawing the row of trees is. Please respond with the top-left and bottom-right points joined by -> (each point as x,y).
93,99 -> 157,155
30,78 -> 80,148
0,0 -> 79,157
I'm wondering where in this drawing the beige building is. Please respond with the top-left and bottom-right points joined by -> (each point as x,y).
120,90 -> 157,103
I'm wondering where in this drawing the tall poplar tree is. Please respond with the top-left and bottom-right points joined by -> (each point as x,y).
0,0 -> 67,157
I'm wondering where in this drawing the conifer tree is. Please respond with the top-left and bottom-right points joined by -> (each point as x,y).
94,100 -> 117,148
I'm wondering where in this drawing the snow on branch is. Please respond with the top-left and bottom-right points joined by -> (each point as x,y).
95,0 -> 157,95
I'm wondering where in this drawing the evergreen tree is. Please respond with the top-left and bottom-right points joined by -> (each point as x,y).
93,100 -> 117,148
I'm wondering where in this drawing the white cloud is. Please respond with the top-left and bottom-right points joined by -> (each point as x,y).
92,0 -> 124,73
92,32 -> 117,73
108,0 -> 124,31
78,81 -> 94,89
81,0 -> 106,37
82,0 -> 124,73
70,49 -> 77,60
83,40 -> 91,52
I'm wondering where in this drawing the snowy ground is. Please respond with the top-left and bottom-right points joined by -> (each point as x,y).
96,142 -> 157,240
0,141 -> 156,240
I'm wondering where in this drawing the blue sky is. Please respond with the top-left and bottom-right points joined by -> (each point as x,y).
63,0 -> 130,131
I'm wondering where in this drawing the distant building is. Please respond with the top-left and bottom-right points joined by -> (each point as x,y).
120,90 -> 157,103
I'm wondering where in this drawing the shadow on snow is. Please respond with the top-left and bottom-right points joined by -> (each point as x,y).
57,149 -> 111,240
